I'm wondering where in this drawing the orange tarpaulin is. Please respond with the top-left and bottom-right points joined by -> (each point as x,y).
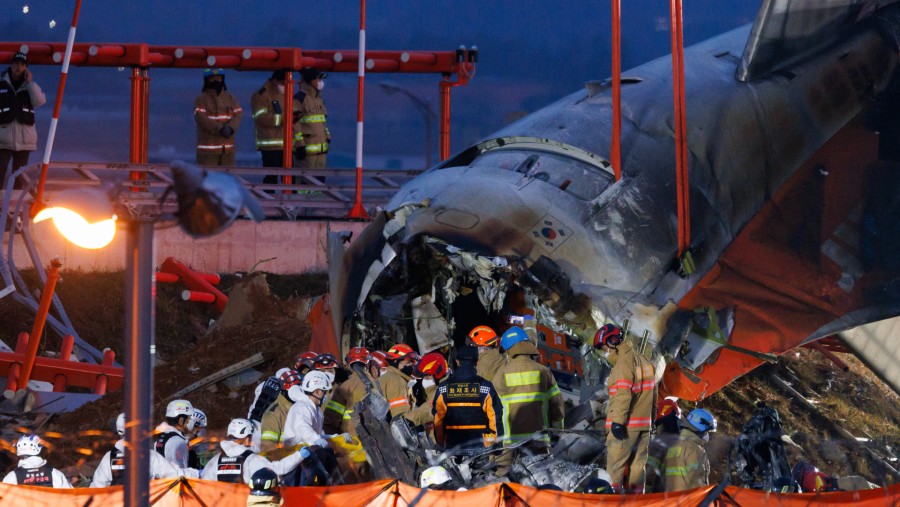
0,479 -> 897,506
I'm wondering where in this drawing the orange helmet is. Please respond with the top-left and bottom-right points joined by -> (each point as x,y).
467,325 -> 499,347
386,343 -> 417,361
416,352 -> 449,381
801,470 -> 834,493
345,347 -> 370,366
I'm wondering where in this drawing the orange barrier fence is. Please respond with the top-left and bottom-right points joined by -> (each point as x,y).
0,479 -> 897,507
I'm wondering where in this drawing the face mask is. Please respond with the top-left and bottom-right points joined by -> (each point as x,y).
400,365 -> 415,376
422,378 -> 436,389
316,80 -> 325,91
702,433 -> 711,442
209,81 -> 225,94
277,84 -> 285,94
185,418 -> 196,432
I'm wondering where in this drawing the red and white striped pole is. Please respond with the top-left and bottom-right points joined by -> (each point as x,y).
30,0 -> 83,218
348,0 -> 368,219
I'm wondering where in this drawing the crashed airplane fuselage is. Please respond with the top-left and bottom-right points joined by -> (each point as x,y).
333,1 -> 900,400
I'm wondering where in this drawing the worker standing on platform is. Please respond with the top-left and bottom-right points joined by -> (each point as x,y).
378,344 -> 419,420
293,67 -> 330,169
2,434 -> 71,488
194,69 -> 242,167
0,52 -> 46,190
251,70 -> 291,187
595,323 -> 658,494
467,325 -> 505,380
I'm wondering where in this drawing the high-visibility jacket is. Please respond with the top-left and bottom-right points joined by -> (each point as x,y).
377,366 -> 413,419
251,79 -> 292,152
292,81 -> 329,155
476,347 -> 506,381
324,369 -> 373,435
491,341 -> 564,444
194,88 -> 242,154
645,430 -> 681,493
433,363 -> 503,454
0,71 -> 46,151
260,393 -> 294,451
662,428 -> 709,492
606,341 -> 657,432
404,383 -> 437,427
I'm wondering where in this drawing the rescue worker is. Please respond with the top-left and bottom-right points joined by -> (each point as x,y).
432,345 -> 503,455
251,70 -> 292,186
154,399 -> 197,470
662,408 -> 716,492
193,68 -> 242,166
404,351 -> 449,427
378,343 -> 419,420
91,413 -> 184,487
1,434 -> 71,487
292,67 -> 330,168
646,397 -> 683,493
260,369 -> 304,452
201,418 -> 305,485
0,52 -> 46,190
313,352 -> 339,382
247,468 -> 283,507
367,350 -> 388,379
467,325 -> 506,380
281,371 -> 340,486
595,323 -> 658,493
492,327 -> 564,475
324,346 -> 371,435
187,408 -> 209,469
293,351 -> 319,377
249,367 -> 292,423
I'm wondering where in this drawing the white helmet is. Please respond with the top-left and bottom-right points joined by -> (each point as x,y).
16,434 -> 43,457
419,466 -> 452,488
116,413 -> 126,436
227,418 -> 255,439
166,399 -> 194,418
191,408 -> 208,428
301,370 -> 333,393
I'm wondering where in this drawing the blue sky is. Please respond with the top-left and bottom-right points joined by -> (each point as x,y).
3,1 -> 758,168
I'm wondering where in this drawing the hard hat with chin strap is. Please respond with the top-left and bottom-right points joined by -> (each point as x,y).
302,370 -> 333,392
16,434 -> 43,457
500,326 -> 529,351
227,418 -> 255,439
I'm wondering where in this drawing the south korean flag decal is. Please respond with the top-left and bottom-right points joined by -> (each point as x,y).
530,214 -> 573,253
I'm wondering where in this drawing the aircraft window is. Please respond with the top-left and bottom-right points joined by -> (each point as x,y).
468,149 -> 612,200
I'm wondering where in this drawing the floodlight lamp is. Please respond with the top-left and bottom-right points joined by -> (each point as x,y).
170,161 -> 264,238
32,188 -> 118,250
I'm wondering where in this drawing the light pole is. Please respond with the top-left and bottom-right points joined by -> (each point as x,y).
379,80 -> 437,169
33,161 -> 262,507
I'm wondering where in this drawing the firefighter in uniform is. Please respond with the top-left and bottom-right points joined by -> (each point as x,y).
595,323 -> 658,494
2,434 -> 71,487
645,397 -> 683,493
404,352 -> 448,427
377,343 -> 419,420
467,325 -> 506,380
91,413 -> 184,487
194,68 -> 242,166
154,399 -> 197,470
249,367 -> 291,423
0,52 -> 46,190
247,468 -> 283,507
324,347 -> 371,435
432,345 -> 503,455
201,419 -> 305,486
260,370 -> 304,452
662,408 -> 716,492
251,70 -> 292,186
292,67 -> 330,168
492,327 -> 564,475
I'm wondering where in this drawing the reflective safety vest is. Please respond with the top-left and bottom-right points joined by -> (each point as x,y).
14,464 -> 53,486
154,431 -> 181,458
216,449 -> 254,483
109,447 -> 126,486
250,376 -> 283,422
0,80 -> 35,126
433,364 -> 502,454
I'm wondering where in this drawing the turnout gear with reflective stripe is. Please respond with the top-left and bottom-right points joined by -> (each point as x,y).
403,383 -> 437,427
645,430 -> 681,493
476,347 -> 506,381
260,393 -> 294,452
605,340 -> 657,431
491,341 -> 563,445
193,88 -> 242,165
432,363 -> 503,454
323,368 -> 373,435
0,69 -> 46,152
292,82 -> 329,155
2,456 -> 71,488
662,428 -> 709,492
378,365 -> 413,420
251,79 -> 292,151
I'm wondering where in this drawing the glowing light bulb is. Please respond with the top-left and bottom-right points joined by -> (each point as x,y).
49,19 -> 57,28
22,5 -> 29,14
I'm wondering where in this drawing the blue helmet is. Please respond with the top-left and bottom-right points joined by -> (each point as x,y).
203,68 -> 225,78
685,408 -> 717,433
500,326 -> 529,351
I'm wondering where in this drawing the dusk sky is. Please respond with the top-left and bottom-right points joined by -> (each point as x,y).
2,1 -> 758,169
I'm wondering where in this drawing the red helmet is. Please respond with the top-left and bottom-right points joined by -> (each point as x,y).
293,351 -> 319,371
467,326 -> 499,347
802,471 -> 833,493
386,343 -> 417,361
345,347 -> 370,366
314,353 -> 339,370
367,350 -> 388,370
279,369 -> 302,391
656,397 -> 682,420
416,352 -> 449,381
593,323 -> 624,349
